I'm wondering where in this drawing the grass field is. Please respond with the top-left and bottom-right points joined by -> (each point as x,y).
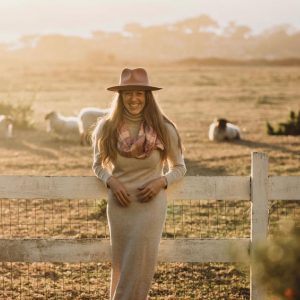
0,64 -> 299,176
0,63 -> 299,299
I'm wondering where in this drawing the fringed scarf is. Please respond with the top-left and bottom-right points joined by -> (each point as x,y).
117,120 -> 164,159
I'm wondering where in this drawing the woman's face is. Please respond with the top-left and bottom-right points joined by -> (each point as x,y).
122,90 -> 146,115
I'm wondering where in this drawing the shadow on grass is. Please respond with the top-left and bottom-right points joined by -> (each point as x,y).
0,129 -> 82,159
184,158 -> 228,176
231,138 -> 300,156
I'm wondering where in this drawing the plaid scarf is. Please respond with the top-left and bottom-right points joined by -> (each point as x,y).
117,121 -> 164,158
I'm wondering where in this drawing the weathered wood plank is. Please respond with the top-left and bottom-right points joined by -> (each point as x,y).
251,153 -> 269,242
159,239 -> 250,263
0,176 -> 250,200
269,176 -> 300,200
0,239 -> 111,263
0,238 -> 250,263
0,176 -> 106,200
2,175 -> 300,201
168,176 -> 250,200
251,152 -> 269,300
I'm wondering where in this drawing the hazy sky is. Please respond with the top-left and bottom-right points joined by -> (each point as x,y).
1,0 -> 300,43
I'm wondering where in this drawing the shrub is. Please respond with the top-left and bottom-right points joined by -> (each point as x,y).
267,110 -> 300,135
0,101 -> 34,129
253,223 -> 300,299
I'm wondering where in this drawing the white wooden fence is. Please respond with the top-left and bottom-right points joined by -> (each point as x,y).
0,152 -> 299,300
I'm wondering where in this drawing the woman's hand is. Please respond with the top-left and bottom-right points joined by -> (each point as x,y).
137,177 -> 167,203
107,176 -> 131,207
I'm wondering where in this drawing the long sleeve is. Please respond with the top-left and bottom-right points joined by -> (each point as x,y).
92,119 -> 112,186
164,123 -> 187,186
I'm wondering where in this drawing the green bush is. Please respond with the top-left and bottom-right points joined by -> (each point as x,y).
253,223 -> 300,299
267,110 -> 300,135
0,101 -> 34,129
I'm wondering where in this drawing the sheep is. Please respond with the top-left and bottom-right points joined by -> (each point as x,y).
208,118 -> 241,141
45,111 -> 80,140
78,107 -> 110,145
0,115 -> 13,139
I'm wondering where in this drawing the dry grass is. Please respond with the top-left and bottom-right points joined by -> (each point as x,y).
0,64 -> 299,177
0,63 -> 299,299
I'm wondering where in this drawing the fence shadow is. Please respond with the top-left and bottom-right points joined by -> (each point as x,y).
0,129 -> 81,159
184,158 -> 228,176
231,138 -> 300,156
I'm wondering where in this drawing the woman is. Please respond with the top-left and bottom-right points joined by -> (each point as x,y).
92,68 -> 186,300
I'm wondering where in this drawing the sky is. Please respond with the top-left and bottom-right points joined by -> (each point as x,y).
0,0 -> 300,43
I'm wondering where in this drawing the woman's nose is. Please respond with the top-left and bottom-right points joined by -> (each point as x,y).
131,94 -> 139,101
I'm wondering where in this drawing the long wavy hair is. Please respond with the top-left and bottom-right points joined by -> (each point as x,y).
92,90 -> 183,167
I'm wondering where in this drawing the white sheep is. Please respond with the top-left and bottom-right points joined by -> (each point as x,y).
78,107 -> 110,145
45,111 -> 80,140
208,118 -> 241,141
0,115 -> 13,139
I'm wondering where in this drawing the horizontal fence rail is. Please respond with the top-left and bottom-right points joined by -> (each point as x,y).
269,176 -> 300,200
0,175 -> 250,200
1,175 -> 299,201
0,238 -> 250,263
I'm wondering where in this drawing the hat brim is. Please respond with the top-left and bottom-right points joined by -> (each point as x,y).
107,85 -> 162,92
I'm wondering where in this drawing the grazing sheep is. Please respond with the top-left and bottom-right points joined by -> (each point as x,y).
0,115 -> 13,138
45,111 -> 80,139
78,107 -> 110,145
208,118 -> 241,141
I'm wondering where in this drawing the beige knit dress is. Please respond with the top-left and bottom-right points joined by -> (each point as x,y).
92,113 -> 186,300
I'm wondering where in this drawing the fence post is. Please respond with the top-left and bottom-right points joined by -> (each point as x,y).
250,152 -> 269,300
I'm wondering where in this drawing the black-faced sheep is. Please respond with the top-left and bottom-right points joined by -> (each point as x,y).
208,118 -> 241,141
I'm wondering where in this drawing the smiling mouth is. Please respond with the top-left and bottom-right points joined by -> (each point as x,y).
129,104 -> 140,108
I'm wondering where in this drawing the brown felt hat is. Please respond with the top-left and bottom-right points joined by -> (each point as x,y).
107,68 -> 162,91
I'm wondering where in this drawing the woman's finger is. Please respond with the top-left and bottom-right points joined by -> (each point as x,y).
120,190 -> 131,205
115,192 -> 125,206
116,189 -> 131,206
137,188 -> 149,197
113,189 -> 126,206
139,190 -> 153,202
142,194 -> 153,202
138,191 -> 151,201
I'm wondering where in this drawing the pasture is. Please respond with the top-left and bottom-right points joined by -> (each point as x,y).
0,63 -> 299,299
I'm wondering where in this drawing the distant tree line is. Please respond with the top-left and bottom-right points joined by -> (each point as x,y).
1,15 -> 300,64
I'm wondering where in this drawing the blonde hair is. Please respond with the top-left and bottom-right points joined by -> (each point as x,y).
92,90 -> 182,167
